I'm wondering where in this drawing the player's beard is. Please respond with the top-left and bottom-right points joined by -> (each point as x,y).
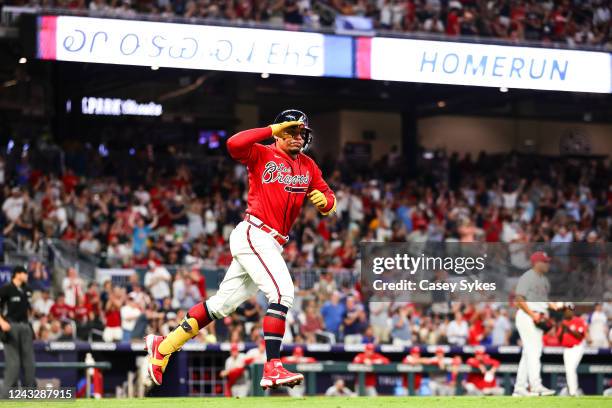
287,142 -> 303,154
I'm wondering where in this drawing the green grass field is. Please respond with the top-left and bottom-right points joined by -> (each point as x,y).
1,396 -> 608,408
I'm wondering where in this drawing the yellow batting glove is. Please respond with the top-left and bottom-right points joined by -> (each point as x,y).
308,189 -> 327,209
269,120 -> 304,139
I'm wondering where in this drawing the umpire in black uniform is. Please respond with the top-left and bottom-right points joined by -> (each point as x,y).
0,266 -> 36,397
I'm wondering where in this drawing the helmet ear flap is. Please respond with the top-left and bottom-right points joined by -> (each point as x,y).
302,130 -> 313,152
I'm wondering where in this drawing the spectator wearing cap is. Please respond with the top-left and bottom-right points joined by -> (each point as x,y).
352,343 -> 389,396
464,349 -> 504,395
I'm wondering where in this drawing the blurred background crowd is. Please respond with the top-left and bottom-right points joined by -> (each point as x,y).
3,0 -> 612,49
1,138 -> 611,349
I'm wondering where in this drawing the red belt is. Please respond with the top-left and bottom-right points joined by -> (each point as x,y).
244,214 -> 289,246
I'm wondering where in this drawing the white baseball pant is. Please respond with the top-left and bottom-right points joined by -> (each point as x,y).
563,341 -> 584,396
515,309 -> 543,390
205,220 -> 294,319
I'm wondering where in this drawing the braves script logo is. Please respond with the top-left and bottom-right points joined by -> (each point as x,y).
262,161 -> 309,192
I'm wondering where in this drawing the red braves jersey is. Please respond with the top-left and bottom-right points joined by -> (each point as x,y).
227,127 -> 336,236
558,316 -> 587,348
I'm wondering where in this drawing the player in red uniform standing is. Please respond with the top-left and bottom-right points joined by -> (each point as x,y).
352,343 -> 390,396
558,303 -> 586,396
144,110 -> 336,389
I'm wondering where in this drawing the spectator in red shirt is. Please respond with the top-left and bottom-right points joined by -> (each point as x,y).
73,295 -> 92,340
103,287 -> 123,342
62,169 -> 79,194
558,304 -> 586,396
189,267 -> 206,300
50,293 -> 73,321
464,349 -> 504,395
446,3 -> 461,36
352,343 -> 389,396
73,295 -> 90,324
84,282 -> 102,319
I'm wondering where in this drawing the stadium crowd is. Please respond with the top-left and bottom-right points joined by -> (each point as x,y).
1,138 -> 611,349
4,0 -> 612,48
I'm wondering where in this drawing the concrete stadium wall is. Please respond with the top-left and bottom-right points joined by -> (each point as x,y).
339,110 -> 402,161
419,115 -> 612,157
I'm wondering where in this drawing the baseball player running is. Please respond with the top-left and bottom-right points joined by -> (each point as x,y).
144,109 -> 336,389
558,303 -> 586,396
512,251 -> 556,397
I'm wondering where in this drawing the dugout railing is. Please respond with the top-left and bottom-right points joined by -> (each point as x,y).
249,362 -> 612,397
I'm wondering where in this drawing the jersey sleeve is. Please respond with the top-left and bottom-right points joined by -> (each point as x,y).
484,356 -> 500,368
226,127 -> 272,166
515,273 -> 529,298
466,357 -> 480,369
377,356 -> 390,364
307,161 -> 336,215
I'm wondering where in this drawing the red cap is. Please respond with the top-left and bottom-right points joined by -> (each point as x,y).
410,346 -> 420,355
475,348 -> 485,356
230,343 -> 239,353
365,343 -> 375,352
530,251 -> 551,265
435,347 -> 445,354
294,346 -> 304,357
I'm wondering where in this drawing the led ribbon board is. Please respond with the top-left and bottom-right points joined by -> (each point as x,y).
358,37 -> 612,93
37,15 -> 352,78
